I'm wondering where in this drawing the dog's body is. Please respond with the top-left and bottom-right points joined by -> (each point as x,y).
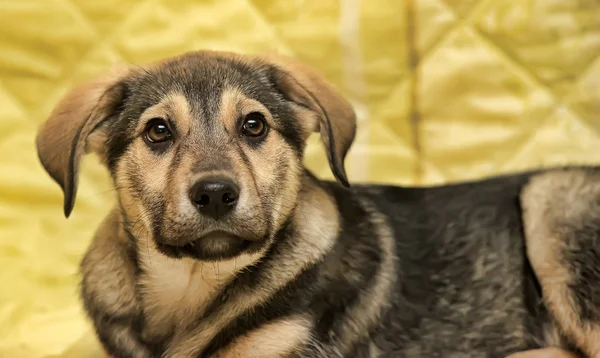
35,51 -> 600,358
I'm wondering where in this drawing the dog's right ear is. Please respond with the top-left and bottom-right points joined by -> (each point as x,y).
36,67 -> 131,218
259,53 -> 357,187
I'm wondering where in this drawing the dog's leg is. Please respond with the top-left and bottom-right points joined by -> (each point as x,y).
521,169 -> 600,358
80,210 -> 152,358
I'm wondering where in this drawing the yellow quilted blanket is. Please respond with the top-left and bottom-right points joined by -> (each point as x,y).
1,0 -> 599,356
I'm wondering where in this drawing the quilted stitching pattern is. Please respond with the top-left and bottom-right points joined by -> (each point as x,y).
0,0 -> 599,356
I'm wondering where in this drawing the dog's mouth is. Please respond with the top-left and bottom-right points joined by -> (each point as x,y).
156,231 -> 255,261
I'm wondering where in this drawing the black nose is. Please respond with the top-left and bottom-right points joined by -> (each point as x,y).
189,177 -> 239,219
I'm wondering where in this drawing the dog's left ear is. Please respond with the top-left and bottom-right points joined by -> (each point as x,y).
36,67 -> 131,218
260,53 -> 357,187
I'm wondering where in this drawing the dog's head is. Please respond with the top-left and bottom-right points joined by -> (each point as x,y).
36,51 -> 356,261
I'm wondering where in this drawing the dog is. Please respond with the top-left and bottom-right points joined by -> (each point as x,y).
35,50 -> 600,358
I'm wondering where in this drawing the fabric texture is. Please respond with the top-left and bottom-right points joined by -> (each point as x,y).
0,0 -> 599,356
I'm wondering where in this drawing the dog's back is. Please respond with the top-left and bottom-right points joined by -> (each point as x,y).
352,173 -> 547,356
321,167 -> 600,357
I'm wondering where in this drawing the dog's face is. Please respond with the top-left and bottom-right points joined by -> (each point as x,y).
108,54 -> 315,260
36,51 -> 356,261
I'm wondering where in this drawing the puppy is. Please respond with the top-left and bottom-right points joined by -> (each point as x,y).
35,50 -> 600,358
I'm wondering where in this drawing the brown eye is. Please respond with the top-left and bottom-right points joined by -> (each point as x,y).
144,118 -> 172,144
241,112 -> 267,137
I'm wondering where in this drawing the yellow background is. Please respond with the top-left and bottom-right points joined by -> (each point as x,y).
1,0 -> 599,356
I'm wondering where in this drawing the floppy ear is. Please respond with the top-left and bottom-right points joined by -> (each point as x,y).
260,53 -> 357,187
36,68 -> 130,218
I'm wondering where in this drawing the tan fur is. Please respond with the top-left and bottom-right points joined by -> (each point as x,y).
541,323 -> 568,349
126,139 -> 174,195
125,92 -> 193,196
80,209 -> 154,358
36,66 -> 132,216
164,178 -> 339,357
217,87 -> 303,232
162,139 -> 204,244
80,209 -> 138,318
213,315 -> 313,358
521,170 -> 600,357
258,53 -> 356,185
138,237 -> 265,340
219,88 -> 276,133
217,87 -> 297,227
268,152 -> 303,231
505,347 -> 582,358
135,92 -> 193,136
219,86 -> 316,140
258,53 -> 355,138
113,143 -> 160,240
243,131 -> 300,232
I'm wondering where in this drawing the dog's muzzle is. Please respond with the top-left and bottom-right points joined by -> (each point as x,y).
155,175 -> 265,261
